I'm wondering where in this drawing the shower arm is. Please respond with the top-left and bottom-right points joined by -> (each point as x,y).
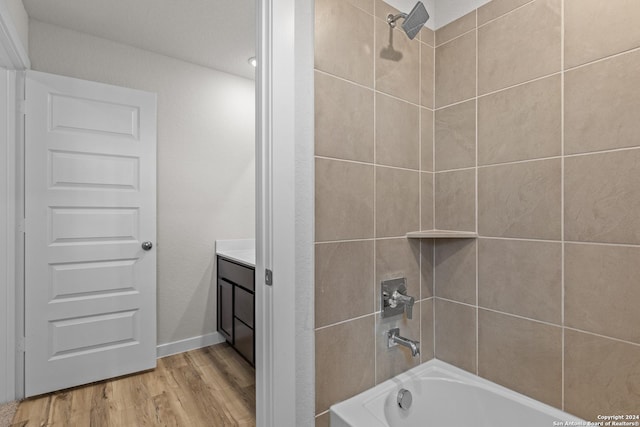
387,12 -> 408,28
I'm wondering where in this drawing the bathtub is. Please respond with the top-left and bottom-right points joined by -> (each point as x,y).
330,359 -> 585,427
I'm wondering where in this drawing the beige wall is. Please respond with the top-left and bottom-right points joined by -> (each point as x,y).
313,0 -> 435,424
432,0 -> 640,421
29,20 -> 255,346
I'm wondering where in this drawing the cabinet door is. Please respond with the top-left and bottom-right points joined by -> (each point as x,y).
234,318 -> 254,365
218,279 -> 233,342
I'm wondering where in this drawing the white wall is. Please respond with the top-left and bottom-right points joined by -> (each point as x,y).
435,0 -> 491,28
28,20 -> 255,345
4,0 -> 27,56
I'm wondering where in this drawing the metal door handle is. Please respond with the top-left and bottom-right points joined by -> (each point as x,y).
141,241 -> 153,251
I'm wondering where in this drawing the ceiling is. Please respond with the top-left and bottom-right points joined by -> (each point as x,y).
22,0 -> 256,80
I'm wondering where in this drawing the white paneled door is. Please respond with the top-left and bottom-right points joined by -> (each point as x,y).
24,71 -> 157,397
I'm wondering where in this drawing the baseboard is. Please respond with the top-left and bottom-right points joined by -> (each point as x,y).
156,332 -> 226,359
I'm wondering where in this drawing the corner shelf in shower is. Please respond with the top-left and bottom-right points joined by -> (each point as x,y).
406,230 -> 477,239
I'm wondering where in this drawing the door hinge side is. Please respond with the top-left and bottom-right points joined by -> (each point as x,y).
17,336 -> 26,353
18,218 -> 26,233
19,99 -> 26,115
265,269 -> 273,286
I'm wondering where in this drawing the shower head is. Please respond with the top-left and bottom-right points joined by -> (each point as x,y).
387,1 -> 430,40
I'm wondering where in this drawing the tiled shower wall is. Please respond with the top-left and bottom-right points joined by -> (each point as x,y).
432,0 -> 640,421
313,0 -> 436,424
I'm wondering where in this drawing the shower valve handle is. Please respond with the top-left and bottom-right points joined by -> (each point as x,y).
392,290 -> 415,319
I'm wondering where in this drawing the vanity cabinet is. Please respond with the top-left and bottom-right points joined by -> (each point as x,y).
216,256 -> 255,365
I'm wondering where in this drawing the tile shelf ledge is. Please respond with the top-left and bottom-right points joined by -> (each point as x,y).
406,230 -> 478,239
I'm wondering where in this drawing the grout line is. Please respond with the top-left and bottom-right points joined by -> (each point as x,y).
432,36 -> 437,359
478,155 -> 561,169
476,0 -> 537,30
435,25 -> 477,49
314,155 -> 422,173
560,0 -> 566,411
315,312 -> 375,332
373,16 -> 378,384
432,299 -> 565,329
477,71 -> 562,99
474,12 -> 480,376
315,238 -> 376,245
313,68 -> 434,112
564,327 -> 640,349
564,44 -> 640,73
418,35 -> 423,363
434,96 -> 476,112
435,165 -> 477,174
435,70 -> 561,112
478,235 -> 640,249
564,144 -> 640,159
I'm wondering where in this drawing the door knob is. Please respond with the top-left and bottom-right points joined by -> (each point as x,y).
141,241 -> 153,251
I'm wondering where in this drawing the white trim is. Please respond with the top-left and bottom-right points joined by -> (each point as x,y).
255,0 -> 315,426
0,68 -> 17,404
0,3 -> 30,70
156,333 -> 226,359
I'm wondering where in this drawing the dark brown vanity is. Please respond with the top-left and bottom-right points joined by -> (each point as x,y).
216,255 -> 255,366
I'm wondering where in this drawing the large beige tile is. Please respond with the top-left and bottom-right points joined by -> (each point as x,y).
565,330 -> 640,422
478,159 -> 561,239
376,166 -> 420,237
375,238 -> 421,309
565,243 -> 640,344
478,310 -> 562,407
435,169 -> 476,232
435,31 -> 476,107
420,43 -> 434,108
315,412 -> 330,427
315,0 -> 374,87
375,19 -> 420,104
345,0 -> 374,14
478,75 -> 561,165
435,299 -> 477,373
315,158 -> 374,242
316,315 -> 375,413
315,71 -> 374,162
565,50 -> 640,155
478,0 -> 561,94
478,0 -> 534,25
315,241 -> 374,328
421,172 -> 433,230
434,239 -> 476,305
565,0 -> 640,69
565,150 -> 640,245
420,299 -> 435,360
421,108 -> 434,171
376,93 -> 420,169
435,100 -> 476,171
375,303 -> 421,383
421,240 -> 434,299
478,238 -> 561,324
436,10 -> 476,46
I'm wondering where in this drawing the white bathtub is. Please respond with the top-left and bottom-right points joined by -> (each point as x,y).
330,359 -> 585,427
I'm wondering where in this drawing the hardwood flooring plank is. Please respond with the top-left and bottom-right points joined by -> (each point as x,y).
12,344 -> 255,427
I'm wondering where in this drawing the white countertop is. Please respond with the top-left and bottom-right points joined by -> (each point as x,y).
215,239 -> 255,267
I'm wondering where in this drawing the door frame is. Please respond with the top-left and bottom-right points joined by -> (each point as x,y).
255,0 -> 315,425
0,1 -> 28,403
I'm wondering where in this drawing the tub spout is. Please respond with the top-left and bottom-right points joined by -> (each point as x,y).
387,328 -> 420,357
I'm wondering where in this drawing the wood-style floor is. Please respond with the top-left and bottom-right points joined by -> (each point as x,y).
11,343 -> 255,427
